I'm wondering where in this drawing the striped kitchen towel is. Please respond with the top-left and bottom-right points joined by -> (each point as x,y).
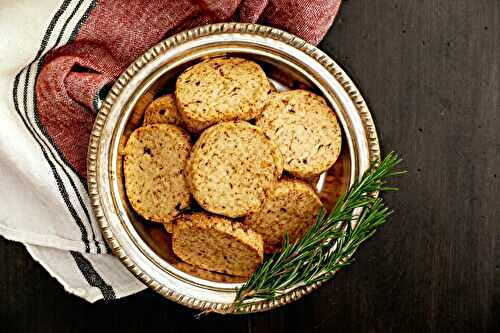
0,0 -> 341,302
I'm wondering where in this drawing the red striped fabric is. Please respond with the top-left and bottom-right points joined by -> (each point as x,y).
36,0 -> 342,178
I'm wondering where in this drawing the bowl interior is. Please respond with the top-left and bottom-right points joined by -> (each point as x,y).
112,52 -> 352,286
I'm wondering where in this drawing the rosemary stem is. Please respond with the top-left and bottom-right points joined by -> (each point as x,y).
232,152 -> 404,309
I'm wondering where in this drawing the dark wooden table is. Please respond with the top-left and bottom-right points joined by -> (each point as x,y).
1,1 -> 499,332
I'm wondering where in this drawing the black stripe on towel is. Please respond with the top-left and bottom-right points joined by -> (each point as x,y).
71,251 -> 116,301
14,0 -> 103,252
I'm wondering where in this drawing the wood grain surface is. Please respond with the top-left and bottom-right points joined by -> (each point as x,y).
1,1 -> 499,332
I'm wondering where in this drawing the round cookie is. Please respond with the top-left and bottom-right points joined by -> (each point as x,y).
186,121 -> 283,218
172,212 -> 264,277
124,124 -> 192,229
256,90 -> 342,178
245,179 -> 323,253
143,94 -> 182,126
149,223 -> 246,282
176,57 -> 271,133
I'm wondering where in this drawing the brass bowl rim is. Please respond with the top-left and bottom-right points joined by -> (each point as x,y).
87,22 -> 380,313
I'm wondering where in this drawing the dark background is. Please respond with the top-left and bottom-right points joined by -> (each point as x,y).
1,0 -> 499,332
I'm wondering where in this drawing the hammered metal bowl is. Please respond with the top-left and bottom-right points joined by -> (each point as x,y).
87,23 -> 380,313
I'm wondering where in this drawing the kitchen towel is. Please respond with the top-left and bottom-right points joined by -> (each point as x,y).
0,0 -> 341,302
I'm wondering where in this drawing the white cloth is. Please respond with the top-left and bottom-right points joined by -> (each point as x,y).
0,0 -> 146,302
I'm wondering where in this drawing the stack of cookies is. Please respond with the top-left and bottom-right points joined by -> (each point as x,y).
123,57 -> 342,280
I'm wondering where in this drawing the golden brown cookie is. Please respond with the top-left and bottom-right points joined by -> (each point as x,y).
173,262 -> 246,283
256,90 -> 342,178
172,212 -> 264,277
186,121 -> 283,218
143,94 -> 182,126
245,179 -> 322,253
148,226 -> 245,282
175,57 -> 271,133
124,124 -> 192,229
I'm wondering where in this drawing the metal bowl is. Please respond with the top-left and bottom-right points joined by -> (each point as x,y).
87,23 -> 380,313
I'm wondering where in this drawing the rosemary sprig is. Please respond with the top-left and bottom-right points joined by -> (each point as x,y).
233,152 -> 405,308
